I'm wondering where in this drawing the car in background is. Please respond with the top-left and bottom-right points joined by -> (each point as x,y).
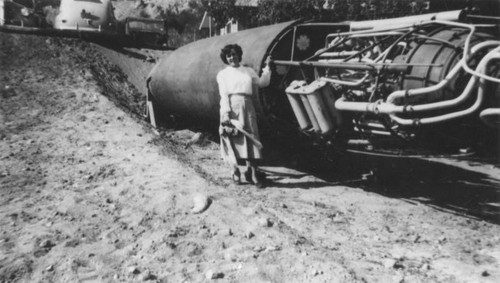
1,0 -> 175,49
53,0 -> 117,32
125,17 -> 169,49
1,0 -> 44,27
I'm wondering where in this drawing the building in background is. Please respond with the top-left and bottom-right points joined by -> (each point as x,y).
199,0 -> 258,37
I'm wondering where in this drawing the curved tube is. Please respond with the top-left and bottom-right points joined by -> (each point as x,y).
335,44 -> 496,113
319,73 -> 370,86
387,41 -> 500,104
390,81 -> 484,125
480,108 -> 500,128
389,52 -> 500,125
335,49 -> 500,125
462,47 -> 500,83
342,19 -> 500,84
430,20 -> 500,84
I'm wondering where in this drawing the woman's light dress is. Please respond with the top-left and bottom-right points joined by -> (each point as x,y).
216,65 -> 271,163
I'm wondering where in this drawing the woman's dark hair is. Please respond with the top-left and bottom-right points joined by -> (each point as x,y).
220,44 -> 243,64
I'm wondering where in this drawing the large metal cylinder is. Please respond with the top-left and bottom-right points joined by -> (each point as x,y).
147,21 -> 296,122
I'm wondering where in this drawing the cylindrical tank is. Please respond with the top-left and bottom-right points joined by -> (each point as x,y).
284,79 -> 335,134
147,21 -> 297,122
285,80 -> 312,130
304,80 -> 334,135
300,92 -> 321,133
320,83 -> 342,127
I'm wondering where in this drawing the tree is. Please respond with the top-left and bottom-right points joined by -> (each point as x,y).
255,0 -> 429,25
200,0 -> 237,29
256,0 -> 324,25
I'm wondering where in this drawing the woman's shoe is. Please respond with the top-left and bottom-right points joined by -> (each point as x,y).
249,167 -> 264,189
253,172 -> 265,189
254,179 -> 264,189
232,169 -> 241,185
244,169 -> 253,184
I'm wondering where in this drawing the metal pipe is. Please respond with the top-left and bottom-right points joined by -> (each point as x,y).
390,80 -> 485,125
429,20 -> 500,84
354,127 -> 392,136
297,22 -> 350,27
336,19 -> 494,47
305,36 -> 350,62
389,52 -> 500,125
346,31 -> 406,38
354,120 -> 387,129
330,14 -> 461,39
349,10 -> 463,32
343,42 -> 378,62
387,41 -> 500,104
462,43 -> 500,83
426,21 -> 500,83
347,139 -> 371,145
318,51 -> 359,58
319,73 -> 370,86
479,108 -> 500,128
377,28 -> 416,70
408,33 -> 460,49
335,46 -> 500,117
273,60 -> 409,72
466,14 -> 500,22
335,97 -> 382,112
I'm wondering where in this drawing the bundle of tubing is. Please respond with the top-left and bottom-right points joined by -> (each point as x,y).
330,18 -> 500,128
479,108 -> 500,128
311,20 -> 500,103
335,44 -> 500,125
390,47 -> 500,125
334,42 -> 499,111
274,18 -> 500,129
332,22 -> 500,125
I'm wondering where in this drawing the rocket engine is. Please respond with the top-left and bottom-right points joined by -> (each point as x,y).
147,8 -> 500,156
272,11 -> 500,153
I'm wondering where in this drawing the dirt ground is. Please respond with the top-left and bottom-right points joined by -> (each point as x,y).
1,30 -> 500,283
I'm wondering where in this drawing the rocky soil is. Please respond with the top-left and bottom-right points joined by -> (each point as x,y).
1,30 -> 500,283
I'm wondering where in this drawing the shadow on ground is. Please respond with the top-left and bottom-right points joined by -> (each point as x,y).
360,156 -> 500,224
262,130 -> 500,225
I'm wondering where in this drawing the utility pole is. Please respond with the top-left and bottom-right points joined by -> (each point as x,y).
208,1 -> 212,37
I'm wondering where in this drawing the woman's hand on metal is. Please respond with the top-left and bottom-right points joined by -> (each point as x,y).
264,55 -> 272,67
221,112 -> 231,126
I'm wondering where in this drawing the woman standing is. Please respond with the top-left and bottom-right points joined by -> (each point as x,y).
216,44 -> 272,188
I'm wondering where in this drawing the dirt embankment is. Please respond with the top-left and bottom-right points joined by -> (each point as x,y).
1,33 -> 500,283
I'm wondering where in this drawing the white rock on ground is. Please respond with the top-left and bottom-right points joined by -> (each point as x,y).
192,193 -> 210,214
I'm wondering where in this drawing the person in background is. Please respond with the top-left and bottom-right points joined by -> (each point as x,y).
216,43 -> 272,188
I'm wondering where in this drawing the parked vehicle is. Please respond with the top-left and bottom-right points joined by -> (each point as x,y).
0,0 -> 172,49
125,17 -> 169,49
53,0 -> 117,32
1,0 -> 43,28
